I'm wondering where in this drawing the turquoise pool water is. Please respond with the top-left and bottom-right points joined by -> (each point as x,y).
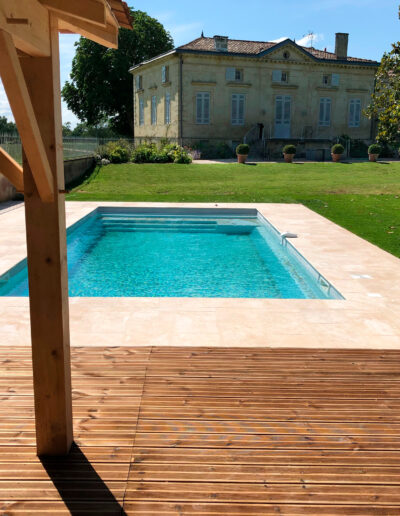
0,208 -> 342,299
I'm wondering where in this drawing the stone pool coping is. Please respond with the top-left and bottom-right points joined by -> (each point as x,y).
1,201 -> 400,349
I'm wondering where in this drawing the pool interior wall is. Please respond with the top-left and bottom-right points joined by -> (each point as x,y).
0,207 -> 343,300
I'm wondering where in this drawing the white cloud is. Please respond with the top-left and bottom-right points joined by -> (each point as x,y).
270,37 -> 289,43
154,10 -> 202,46
296,33 -> 324,47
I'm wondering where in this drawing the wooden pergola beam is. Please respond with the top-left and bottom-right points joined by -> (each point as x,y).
38,0 -> 106,27
0,29 -> 54,202
0,147 -> 24,192
0,0 -> 51,56
58,13 -> 118,48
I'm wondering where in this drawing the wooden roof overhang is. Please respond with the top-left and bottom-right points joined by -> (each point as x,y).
0,0 -> 132,457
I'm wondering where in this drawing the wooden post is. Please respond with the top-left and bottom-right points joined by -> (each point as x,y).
20,15 -> 73,456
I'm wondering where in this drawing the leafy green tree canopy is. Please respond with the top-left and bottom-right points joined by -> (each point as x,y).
0,116 -> 17,133
62,8 -> 173,136
365,42 -> 400,144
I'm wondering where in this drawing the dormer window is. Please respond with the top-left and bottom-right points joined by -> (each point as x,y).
272,70 -> 288,83
214,35 -> 228,51
226,67 -> 243,82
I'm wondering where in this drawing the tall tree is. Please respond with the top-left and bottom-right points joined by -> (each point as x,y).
62,9 -> 173,135
0,116 -> 17,133
365,42 -> 400,144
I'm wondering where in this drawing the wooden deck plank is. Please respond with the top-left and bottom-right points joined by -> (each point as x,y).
0,345 -> 399,513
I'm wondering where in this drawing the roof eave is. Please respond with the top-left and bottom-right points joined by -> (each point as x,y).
129,49 -> 177,73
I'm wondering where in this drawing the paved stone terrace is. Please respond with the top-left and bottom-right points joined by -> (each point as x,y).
0,345 -> 400,514
1,202 -> 400,349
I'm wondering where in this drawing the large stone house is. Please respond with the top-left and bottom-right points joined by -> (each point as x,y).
130,33 -> 379,158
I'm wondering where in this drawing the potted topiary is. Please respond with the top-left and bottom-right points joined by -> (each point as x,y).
368,143 -> 381,162
236,143 -> 250,164
283,144 -> 296,163
331,143 -> 345,162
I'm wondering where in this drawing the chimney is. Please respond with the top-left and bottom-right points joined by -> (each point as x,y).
335,33 -> 349,60
214,35 -> 228,52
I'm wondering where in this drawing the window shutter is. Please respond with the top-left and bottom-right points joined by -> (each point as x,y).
203,93 -> 210,123
272,70 -> 281,82
196,94 -> 203,123
165,93 -> 170,124
319,98 -> 331,126
226,68 -> 235,81
349,99 -> 361,127
238,95 -> 245,124
196,93 -> 210,124
151,96 -> 157,124
331,73 -> 340,86
355,100 -> 361,126
139,99 -> 144,125
231,94 -> 238,124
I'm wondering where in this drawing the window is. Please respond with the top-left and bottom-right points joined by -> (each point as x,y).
151,95 -> 157,125
231,94 -> 245,125
165,93 -> 171,124
196,92 -> 210,124
226,68 -> 243,81
319,97 -> 331,126
162,65 -> 169,83
283,50 -> 290,60
139,98 -> 144,126
136,75 -> 142,90
331,73 -> 340,86
272,70 -> 288,83
349,99 -> 361,127
322,74 -> 330,86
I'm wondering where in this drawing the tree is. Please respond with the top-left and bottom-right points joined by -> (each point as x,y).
365,43 -> 400,144
62,9 -> 173,136
0,116 -> 17,133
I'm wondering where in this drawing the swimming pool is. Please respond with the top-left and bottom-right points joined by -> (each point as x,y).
0,207 -> 343,299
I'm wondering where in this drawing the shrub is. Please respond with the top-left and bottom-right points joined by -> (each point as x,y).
101,158 -> 110,166
236,143 -> 250,155
170,146 -> 192,164
283,144 -> 296,155
131,142 -> 157,163
368,143 -> 381,155
131,141 -> 192,164
331,143 -> 344,155
98,139 -> 132,163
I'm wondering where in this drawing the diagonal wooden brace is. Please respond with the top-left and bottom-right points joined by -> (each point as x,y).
0,147 -> 24,192
0,29 -> 54,202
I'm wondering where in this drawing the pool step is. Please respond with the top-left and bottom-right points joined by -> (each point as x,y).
100,217 -> 256,234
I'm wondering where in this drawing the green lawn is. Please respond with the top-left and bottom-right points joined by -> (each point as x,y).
67,161 -> 400,258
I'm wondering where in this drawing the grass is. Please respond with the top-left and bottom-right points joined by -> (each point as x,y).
67,161 -> 400,257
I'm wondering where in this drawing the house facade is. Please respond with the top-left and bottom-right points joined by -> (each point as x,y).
130,33 -> 379,157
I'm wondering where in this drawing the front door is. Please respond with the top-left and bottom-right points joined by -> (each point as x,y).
274,95 -> 291,138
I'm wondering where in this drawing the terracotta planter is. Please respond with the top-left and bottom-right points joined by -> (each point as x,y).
369,153 -> 379,162
331,153 -> 342,162
283,153 -> 295,163
237,154 -> 248,164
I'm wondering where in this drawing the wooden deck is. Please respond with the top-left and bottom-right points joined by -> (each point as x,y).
0,346 -> 400,514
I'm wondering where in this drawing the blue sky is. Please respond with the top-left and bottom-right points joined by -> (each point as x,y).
0,0 -> 398,127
